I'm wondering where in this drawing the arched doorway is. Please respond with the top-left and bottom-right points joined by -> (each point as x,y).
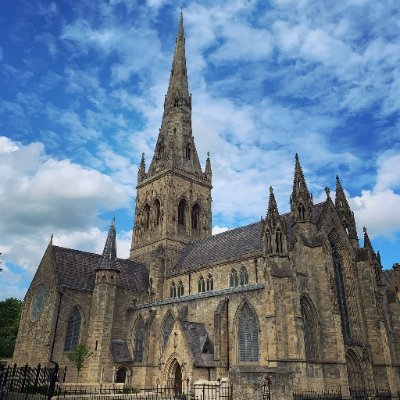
116,367 -> 127,383
346,350 -> 365,394
173,362 -> 182,395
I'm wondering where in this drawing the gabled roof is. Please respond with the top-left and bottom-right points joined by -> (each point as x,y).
180,321 -> 214,368
173,202 -> 326,272
52,246 -> 149,292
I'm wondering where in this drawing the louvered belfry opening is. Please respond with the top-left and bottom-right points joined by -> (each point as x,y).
237,302 -> 259,362
64,307 -> 81,351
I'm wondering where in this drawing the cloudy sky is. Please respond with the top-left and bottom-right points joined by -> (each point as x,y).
1,0 -> 399,300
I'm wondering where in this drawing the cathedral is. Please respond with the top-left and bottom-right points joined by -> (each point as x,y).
12,14 -> 400,399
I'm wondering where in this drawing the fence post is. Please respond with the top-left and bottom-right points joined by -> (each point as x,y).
47,363 -> 59,400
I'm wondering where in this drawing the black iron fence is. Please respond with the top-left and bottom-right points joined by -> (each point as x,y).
293,390 -> 342,400
0,363 -> 67,400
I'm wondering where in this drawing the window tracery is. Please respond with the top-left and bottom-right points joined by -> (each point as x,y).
230,269 -> 239,288
134,317 -> 145,362
300,296 -> 319,360
206,274 -> 213,291
237,303 -> 259,362
178,199 -> 187,226
64,307 -> 81,351
198,276 -> 205,292
240,266 -> 248,286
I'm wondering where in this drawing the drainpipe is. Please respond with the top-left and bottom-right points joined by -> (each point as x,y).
226,297 -> 230,371
50,288 -> 63,365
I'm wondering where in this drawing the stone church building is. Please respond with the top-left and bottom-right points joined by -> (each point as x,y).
12,14 -> 400,398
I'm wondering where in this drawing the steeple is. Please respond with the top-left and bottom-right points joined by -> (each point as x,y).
363,226 -> 374,254
290,154 -> 313,224
97,217 -> 120,272
335,175 -> 358,245
263,187 -> 288,257
147,13 -> 204,178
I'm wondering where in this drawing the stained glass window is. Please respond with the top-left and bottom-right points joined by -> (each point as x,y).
237,303 -> 259,362
240,267 -> 248,286
30,285 -> 48,322
162,313 -> 175,348
64,308 -> 81,351
134,317 -> 145,362
300,296 -> 319,360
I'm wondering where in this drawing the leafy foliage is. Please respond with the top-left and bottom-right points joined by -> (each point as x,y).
0,298 -> 23,357
67,344 -> 92,380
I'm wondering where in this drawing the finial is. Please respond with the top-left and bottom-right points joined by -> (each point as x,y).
295,153 -> 299,161
269,186 -> 273,194
363,226 -> 367,234
207,151 -> 210,158
336,174 -> 340,182
325,187 -> 330,198
50,234 -> 53,245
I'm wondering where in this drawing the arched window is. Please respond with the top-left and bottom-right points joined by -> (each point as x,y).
346,350 -> 365,391
170,282 -> 176,298
174,98 -> 179,107
230,269 -> 239,288
143,203 -> 151,230
64,308 -> 81,351
266,229 -> 272,254
161,313 -> 175,349
198,276 -> 205,293
276,228 -> 283,253
206,274 -> 213,291
240,266 -> 248,286
177,281 -> 184,297
300,296 -> 319,360
237,303 -> 259,362
134,317 -> 145,362
191,204 -> 201,230
178,199 -> 187,226
154,199 -> 161,226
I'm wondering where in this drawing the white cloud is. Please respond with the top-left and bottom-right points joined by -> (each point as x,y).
212,226 -> 230,235
0,136 -> 129,276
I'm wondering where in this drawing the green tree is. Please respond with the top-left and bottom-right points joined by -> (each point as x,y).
67,344 -> 92,382
0,298 -> 23,357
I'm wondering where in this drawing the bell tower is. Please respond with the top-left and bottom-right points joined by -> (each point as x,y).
130,14 -> 212,263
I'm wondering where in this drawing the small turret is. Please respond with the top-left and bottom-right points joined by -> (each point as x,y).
290,154 -> 314,224
138,153 -> 146,183
335,176 -> 358,247
96,217 -> 120,273
263,187 -> 288,257
363,227 -> 374,254
204,152 -> 212,182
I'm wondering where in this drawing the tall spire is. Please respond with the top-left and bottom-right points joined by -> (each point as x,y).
363,226 -> 374,253
147,13 -> 204,178
290,154 -> 313,223
166,11 -> 190,103
267,186 -> 280,225
97,217 -> 120,272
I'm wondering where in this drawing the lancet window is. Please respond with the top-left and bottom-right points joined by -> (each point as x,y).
300,296 -> 319,360
177,281 -> 184,297
198,276 -> 206,293
298,203 -> 305,220
170,282 -> 176,298
230,269 -> 239,288
134,317 -> 145,362
240,266 -> 248,286
276,228 -> 283,254
206,274 -> 214,291
191,204 -> 201,230
237,303 -> 259,362
64,307 -> 81,351
185,144 -> 191,160
178,199 -> 187,226
143,203 -> 151,230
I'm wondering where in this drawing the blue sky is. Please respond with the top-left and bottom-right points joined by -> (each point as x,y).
0,0 -> 399,300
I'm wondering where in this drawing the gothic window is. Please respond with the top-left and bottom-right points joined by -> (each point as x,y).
178,199 -> 187,226
198,276 -> 205,293
230,269 -> 239,288
185,144 -> 191,160
143,203 -> 151,230
237,303 -> 259,362
134,317 -> 145,362
191,203 -> 201,230
174,98 -> 179,107
346,350 -> 365,391
154,199 -> 161,226
170,282 -> 176,298
64,308 -> 81,351
240,266 -> 248,286
161,313 -> 175,348
330,241 -> 351,341
206,274 -> 213,291
300,296 -> 319,360
276,228 -> 283,253
177,281 -> 184,297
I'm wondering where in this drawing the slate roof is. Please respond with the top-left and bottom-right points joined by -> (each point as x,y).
180,321 -> 215,368
173,202 -> 326,272
52,246 -> 149,292
111,339 -> 133,363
